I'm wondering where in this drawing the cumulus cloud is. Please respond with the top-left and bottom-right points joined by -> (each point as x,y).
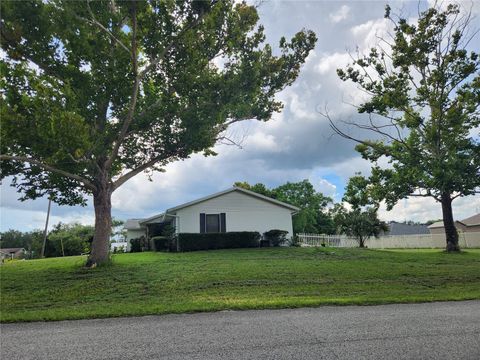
350,18 -> 392,49
314,178 -> 338,198
427,0 -> 480,15
330,5 -> 351,23
378,195 -> 480,223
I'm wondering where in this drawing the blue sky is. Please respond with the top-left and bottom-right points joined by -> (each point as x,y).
1,0 -> 479,231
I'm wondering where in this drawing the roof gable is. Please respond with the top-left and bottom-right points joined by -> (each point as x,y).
166,187 -> 300,213
460,213 -> 480,226
124,219 -> 144,230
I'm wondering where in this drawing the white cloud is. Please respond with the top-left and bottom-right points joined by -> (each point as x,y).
1,208 -> 94,232
427,0 -> 480,15
350,18 -> 392,49
315,52 -> 350,75
330,5 -> 351,23
244,132 -> 282,153
378,195 -> 480,223
314,178 -> 337,198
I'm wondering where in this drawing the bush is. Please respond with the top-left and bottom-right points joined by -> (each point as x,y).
289,235 -> 301,247
130,236 -> 150,252
152,236 -> 172,252
263,229 -> 289,247
177,232 -> 260,252
112,245 -> 125,253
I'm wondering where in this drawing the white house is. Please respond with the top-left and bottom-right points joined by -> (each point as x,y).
124,186 -> 299,247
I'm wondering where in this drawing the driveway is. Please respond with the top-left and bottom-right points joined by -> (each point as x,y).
1,301 -> 479,359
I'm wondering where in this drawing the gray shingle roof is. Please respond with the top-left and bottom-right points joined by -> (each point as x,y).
124,219 -> 143,230
386,222 -> 430,235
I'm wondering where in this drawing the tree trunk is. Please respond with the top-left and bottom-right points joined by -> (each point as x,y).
86,185 -> 112,267
441,192 -> 460,252
359,236 -> 365,248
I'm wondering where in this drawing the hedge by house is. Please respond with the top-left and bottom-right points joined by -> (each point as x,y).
151,236 -> 175,252
263,229 -> 289,247
130,236 -> 151,253
177,232 -> 260,252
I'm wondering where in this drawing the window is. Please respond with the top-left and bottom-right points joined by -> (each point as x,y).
200,213 -> 226,233
206,214 -> 220,233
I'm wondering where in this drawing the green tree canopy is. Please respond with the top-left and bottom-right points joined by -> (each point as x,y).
46,222 -> 94,257
332,4 -> 480,251
1,0 -> 316,265
0,229 -> 43,257
331,204 -> 388,248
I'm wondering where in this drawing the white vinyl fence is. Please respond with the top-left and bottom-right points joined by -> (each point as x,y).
297,232 -> 480,249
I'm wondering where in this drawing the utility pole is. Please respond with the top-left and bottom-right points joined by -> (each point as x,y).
41,198 -> 52,258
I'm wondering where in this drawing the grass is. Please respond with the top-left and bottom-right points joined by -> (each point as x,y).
1,247 -> 479,322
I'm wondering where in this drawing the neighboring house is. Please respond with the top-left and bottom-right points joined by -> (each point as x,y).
428,213 -> 480,235
383,222 -> 429,236
0,248 -> 25,261
124,186 -> 299,248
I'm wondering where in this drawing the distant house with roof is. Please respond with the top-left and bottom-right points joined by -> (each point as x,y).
124,186 -> 299,249
383,222 -> 430,236
428,213 -> 480,235
0,248 -> 25,261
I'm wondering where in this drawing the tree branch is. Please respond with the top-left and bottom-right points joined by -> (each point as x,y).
84,0 -> 130,54
0,155 -> 96,191
105,1 -> 139,171
112,154 -> 172,190
106,5 -> 214,171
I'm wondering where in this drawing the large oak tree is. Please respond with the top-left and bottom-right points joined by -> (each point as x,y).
331,4 -> 479,251
0,0 -> 316,266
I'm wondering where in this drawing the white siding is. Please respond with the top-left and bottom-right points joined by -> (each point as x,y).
175,190 -> 294,238
125,229 -> 146,252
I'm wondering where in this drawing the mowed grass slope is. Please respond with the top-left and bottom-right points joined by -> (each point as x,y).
1,247 -> 479,322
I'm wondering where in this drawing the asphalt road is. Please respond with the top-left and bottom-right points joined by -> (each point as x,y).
1,301 -> 479,360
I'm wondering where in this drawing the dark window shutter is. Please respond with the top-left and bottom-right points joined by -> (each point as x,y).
220,213 -> 226,233
200,213 -> 206,233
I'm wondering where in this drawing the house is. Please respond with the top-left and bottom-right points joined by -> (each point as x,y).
428,213 -> 480,235
124,186 -> 299,248
0,248 -> 25,261
384,222 -> 430,236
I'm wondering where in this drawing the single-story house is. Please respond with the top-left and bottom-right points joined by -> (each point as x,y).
0,248 -> 25,261
124,186 -> 299,248
428,213 -> 480,235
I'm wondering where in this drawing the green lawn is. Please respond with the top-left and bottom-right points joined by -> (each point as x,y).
1,247 -> 479,322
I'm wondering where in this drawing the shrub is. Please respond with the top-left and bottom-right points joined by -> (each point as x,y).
289,235 -> 301,247
113,245 -> 125,253
177,232 -> 260,252
263,229 -> 289,247
130,236 -> 150,252
152,236 -> 171,252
